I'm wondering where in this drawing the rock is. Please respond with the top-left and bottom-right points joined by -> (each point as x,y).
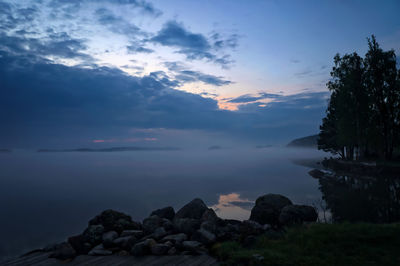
182,240 -> 201,251
120,230 -> 143,238
89,209 -> 141,233
175,198 -> 208,219
88,244 -> 112,256
162,218 -> 174,231
201,208 -> 219,222
173,218 -> 201,235
191,228 -> 216,245
167,247 -> 178,255
83,224 -> 105,245
118,250 -> 130,256
150,207 -> 175,220
68,234 -> 91,255
250,194 -> 293,225
144,238 -> 157,248
153,227 -> 167,239
143,215 -> 164,234
200,221 -> 218,234
48,242 -> 77,260
151,244 -> 170,255
162,233 -> 187,244
240,220 -> 263,237
279,205 -> 318,226
102,231 -> 118,248
308,169 -> 325,179
112,236 -> 137,250
130,241 -> 149,256
164,241 -> 173,247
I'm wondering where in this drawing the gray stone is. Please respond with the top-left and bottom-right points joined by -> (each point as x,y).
250,194 -> 293,225
151,244 -> 170,255
143,215 -> 164,234
167,247 -> 178,255
83,224 -> 105,245
173,218 -> 201,235
191,228 -> 216,244
112,236 -> 137,250
162,233 -> 187,244
150,206 -> 175,220
102,231 -> 118,248
153,227 -> 167,239
120,230 -> 143,238
175,198 -> 208,219
182,240 -> 201,250
130,241 -> 149,256
144,238 -> 157,248
89,209 -> 141,233
88,244 -> 112,256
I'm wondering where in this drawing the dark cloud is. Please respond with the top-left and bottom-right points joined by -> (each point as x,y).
227,92 -> 281,103
0,51 -> 327,148
126,42 -> 154,54
49,0 -> 161,17
290,59 -> 300,63
150,21 -> 236,68
95,8 -> 142,37
163,61 -> 232,86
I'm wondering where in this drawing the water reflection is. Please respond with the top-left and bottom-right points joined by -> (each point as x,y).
211,193 -> 253,220
316,172 -> 400,223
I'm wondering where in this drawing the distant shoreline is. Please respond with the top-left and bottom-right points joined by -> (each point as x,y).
37,147 -> 181,152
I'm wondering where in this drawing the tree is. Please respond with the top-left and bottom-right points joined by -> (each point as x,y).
318,35 -> 400,161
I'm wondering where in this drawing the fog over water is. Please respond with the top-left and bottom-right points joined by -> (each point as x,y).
0,147 -> 326,259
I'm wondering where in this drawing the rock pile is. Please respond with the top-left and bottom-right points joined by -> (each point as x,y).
44,195 -> 317,260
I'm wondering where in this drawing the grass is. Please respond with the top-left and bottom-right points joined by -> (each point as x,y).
211,223 -> 400,266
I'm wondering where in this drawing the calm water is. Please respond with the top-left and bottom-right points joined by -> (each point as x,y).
0,147 -> 325,258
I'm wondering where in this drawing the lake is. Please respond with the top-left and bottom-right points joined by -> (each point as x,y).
0,147 -> 326,259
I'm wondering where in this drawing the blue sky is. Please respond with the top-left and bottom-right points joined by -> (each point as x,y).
0,0 -> 399,148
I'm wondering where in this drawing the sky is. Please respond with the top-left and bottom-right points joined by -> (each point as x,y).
0,0 -> 399,148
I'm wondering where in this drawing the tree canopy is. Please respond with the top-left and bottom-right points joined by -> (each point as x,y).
318,36 -> 400,160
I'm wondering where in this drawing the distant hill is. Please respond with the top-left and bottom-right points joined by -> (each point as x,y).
287,135 -> 318,148
37,146 -> 180,152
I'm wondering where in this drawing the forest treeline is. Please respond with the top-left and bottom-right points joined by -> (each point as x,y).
318,36 -> 400,161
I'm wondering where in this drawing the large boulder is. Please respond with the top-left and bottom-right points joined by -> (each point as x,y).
175,198 -> 208,219
250,194 -> 292,225
173,218 -> 201,235
89,209 -> 141,233
102,231 -> 118,248
143,215 -> 164,234
68,234 -> 92,255
82,225 -> 105,245
150,207 -> 175,220
162,233 -> 187,244
88,244 -> 112,256
279,205 -> 318,226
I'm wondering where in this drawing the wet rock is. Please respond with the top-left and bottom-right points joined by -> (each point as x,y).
175,198 -> 208,219
250,194 -> 293,225
279,205 -> 318,225
150,207 -> 175,220
83,224 -> 105,245
173,218 -> 201,235
48,242 -> 76,260
88,244 -> 112,256
151,244 -> 170,255
102,231 -> 118,248
162,233 -> 188,244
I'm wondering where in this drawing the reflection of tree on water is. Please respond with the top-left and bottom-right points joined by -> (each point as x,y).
318,173 -> 400,223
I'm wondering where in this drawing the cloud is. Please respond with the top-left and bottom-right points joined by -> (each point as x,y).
150,21 -> 236,68
227,92 -> 281,103
126,42 -> 154,54
94,8 -> 143,37
0,51 -> 327,148
163,61 -> 232,86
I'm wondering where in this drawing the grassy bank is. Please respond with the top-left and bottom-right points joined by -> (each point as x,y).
212,223 -> 400,266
